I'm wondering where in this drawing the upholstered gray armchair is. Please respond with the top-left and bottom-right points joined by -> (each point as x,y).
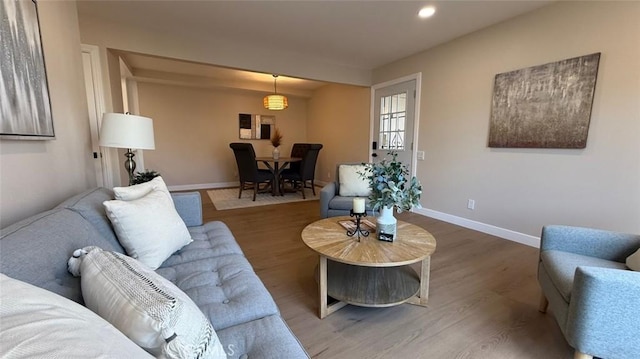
320,163 -> 375,218
538,225 -> 640,359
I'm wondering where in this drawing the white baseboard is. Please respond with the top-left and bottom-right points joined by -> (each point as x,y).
413,208 -> 540,248
166,183 -> 539,248
167,182 -> 238,191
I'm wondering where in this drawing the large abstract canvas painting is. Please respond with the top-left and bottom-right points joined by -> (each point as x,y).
488,53 -> 600,148
0,0 -> 54,139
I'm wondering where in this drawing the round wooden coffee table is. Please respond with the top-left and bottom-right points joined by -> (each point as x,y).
301,216 -> 436,318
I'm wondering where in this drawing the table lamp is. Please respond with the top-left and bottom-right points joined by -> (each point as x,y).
99,113 -> 155,185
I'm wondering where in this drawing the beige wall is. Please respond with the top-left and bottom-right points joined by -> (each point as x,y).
307,84 -> 371,184
0,2 -> 94,227
136,82 -> 308,187
77,12 -> 372,188
373,1 -> 640,236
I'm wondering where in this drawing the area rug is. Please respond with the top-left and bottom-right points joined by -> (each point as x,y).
207,187 -> 320,210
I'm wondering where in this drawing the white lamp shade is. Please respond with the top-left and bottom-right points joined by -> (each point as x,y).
99,113 -> 155,150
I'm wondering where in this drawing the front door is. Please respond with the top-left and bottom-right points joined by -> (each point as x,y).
372,79 -> 416,172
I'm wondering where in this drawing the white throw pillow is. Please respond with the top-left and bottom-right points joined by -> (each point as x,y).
68,247 -> 226,359
339,164 -> 371,197
103,189 -> 192,269
627,248 -> 640,271
0,274 -> 153,358
114,176 -> 173,203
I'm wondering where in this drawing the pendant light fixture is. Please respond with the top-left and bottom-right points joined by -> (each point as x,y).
263,74 -> 288,110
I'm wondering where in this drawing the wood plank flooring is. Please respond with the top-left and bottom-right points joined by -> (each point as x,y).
198,191 -> 574,359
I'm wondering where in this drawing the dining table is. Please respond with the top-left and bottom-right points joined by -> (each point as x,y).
255,156 -> 302,196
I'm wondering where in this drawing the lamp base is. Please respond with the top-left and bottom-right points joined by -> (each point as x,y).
124,149 -> 136,185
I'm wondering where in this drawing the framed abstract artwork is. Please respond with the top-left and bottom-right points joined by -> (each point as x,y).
0,0 -> 55,140
488,53 -> 600,149
238,113 -> 275,140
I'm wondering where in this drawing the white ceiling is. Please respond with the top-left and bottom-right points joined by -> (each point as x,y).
77,0 -> 554,94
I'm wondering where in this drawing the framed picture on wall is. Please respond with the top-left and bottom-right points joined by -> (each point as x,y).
238,113 -> 275,140
488,53 -> 600,149
0,0 -> 55,140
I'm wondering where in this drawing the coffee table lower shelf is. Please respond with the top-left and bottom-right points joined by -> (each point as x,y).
329,260 -> 419,306
317,258 -> 427,318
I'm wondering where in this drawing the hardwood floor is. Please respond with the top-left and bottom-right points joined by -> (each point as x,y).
199,191 -> 574,359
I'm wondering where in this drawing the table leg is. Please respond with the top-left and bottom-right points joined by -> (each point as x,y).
273,161 -> 291,196
260,160 -> 277,196
318,257 -> 348,319
273,162 -> 280,196
319,255 -> 328,318
408,256 -> 430,307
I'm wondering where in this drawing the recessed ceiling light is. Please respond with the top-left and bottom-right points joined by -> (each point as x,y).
418,6 -> 436,19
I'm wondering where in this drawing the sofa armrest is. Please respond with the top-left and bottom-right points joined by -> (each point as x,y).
566,266 -> 640,358
320,182 -> 337,218
541,225 -> 640,262
171,192 -> 203,227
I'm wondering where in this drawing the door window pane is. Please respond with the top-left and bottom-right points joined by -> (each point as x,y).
379,92 -> 407,150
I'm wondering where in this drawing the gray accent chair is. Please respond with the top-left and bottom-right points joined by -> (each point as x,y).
320,163 -> 375,218
538,225 -> 640,359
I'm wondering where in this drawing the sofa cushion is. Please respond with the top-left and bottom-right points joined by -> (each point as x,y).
216,315 -> 309,359
0,274 -> 153,358
69,247 -> 226,359
157,221 -> 279,330
338,164 -> 370,197
329,195 -> 372,211
161,221 -> 244,267
0,209 -> 123,303
103,190 -> 193,270
55,187 -> 124,252
157,254 -> 279,331
626,248 -> 640,271
540,250 -> 628,302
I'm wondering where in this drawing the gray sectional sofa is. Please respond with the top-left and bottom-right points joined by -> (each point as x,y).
0,187 -> 309,358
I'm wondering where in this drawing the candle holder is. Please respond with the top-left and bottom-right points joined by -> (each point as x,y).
346,209 -> 369,241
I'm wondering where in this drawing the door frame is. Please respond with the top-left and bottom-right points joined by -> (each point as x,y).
369,73 -> 422,177
81,44 -> 114,188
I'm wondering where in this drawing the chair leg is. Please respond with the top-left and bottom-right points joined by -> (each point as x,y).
253,183 -> 258,201
300,181 -> 306,199
311,180 -> 316,195
574,351 -> 593,359
539,293 -> 548,313
238,182 -> 243,199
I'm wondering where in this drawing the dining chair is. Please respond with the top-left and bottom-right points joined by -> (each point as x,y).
285,143 -> 310,174
229,143 -> 273,201
280,143 -> 323,199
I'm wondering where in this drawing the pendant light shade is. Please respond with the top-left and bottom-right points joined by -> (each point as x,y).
263,94 -> 288,110
264,75 -> 288,110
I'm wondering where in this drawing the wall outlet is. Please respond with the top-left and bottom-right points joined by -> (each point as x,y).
417,151 -> 425,160
327,171 -> 331,179
467,199 -> 475,210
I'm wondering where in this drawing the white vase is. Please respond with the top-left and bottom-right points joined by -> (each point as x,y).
272,146 -> 280,159
376,206 -> 397,241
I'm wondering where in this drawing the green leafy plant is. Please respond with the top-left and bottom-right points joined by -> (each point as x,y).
131,170 -> 161,185
271,128 -> 283,147
359,152 -> 422,212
